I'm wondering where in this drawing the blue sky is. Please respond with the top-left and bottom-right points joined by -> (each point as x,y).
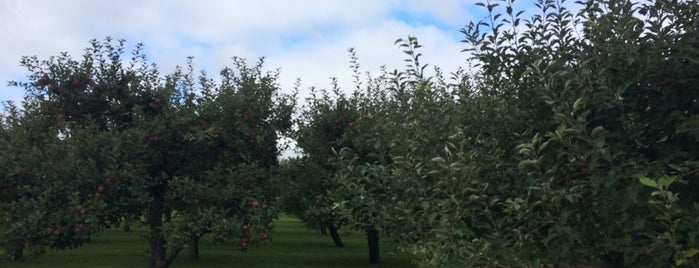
0,0 -> 584,158
0,0 -> 486,105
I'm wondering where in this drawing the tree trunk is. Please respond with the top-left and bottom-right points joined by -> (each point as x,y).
8,243 -> 23,261
603,252 -> 624,268
148,184 -> 181,268
319,226 -> 327,235
188,233 -> 200,261
367,228 -> 380,264
150,234 -> 167,268
327,223 -> 344,248
148,188 -> 166,268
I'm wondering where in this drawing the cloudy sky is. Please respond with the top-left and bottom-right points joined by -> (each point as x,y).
0,0 -> 499,104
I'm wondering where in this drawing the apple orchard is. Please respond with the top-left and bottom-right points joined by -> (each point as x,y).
2,1 -> 699,267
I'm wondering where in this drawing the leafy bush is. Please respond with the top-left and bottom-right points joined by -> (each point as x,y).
314,0 -> 699,267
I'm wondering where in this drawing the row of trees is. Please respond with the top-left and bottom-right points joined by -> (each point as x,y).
1,0 -> 698,267
0,39 -> 293,268
289,0 -> 699,267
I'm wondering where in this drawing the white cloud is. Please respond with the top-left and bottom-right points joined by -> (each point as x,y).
0,0 -> 476,105
0,0 -> 483,160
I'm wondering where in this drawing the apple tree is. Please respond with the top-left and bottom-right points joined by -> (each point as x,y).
277,157 -> 347,247
328,0 -> 699,266
359,0 -> 699,266
2,38 -> 293,267
287,84 -> 362,248
0,38 -> 154,260
161,56 -> 293,262
326,39 -> 468,265
0,101 -> 109,260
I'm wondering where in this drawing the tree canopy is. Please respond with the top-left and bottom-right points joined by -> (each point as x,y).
2,0 -> 699,267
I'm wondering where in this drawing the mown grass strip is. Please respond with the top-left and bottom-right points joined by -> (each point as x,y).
1,216 -> 413,267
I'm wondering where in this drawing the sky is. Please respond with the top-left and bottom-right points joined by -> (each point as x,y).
0,0 -> 547,157
0,0 -> 490,104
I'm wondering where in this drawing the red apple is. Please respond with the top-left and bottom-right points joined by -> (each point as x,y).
97,185 -> 105,193
75,223 -> 88,233
252,200 -> 259,209
35,74 -> 50,87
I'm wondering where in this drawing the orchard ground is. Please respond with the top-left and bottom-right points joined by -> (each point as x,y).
0,215 -> 412,267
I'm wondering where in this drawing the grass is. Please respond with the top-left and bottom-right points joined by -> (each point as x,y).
1,215 -> 414,267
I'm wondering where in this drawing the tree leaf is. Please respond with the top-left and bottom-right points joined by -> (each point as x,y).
657,176 -> 675,187
639,177 -> 658,188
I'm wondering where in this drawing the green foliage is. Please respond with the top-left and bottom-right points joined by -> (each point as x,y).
300,0 -> 699,267
1,38 -> 293,268
3,0 -> 699,266
281,81 -> 359,241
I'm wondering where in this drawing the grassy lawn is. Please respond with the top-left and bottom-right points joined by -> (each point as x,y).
1,216 -> 414,267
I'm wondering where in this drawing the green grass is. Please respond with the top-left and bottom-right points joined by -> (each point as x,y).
1,216 -> 414,267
